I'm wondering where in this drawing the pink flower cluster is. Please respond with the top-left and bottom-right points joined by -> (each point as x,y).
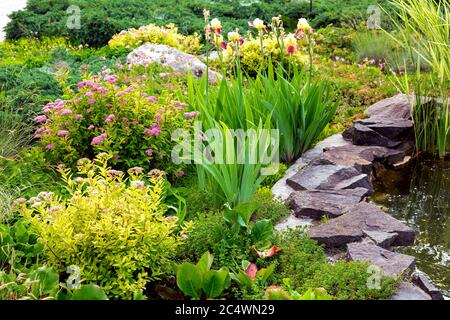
183,111 -> 199,118
91,133 -> 107,145
33,115 -> 48,123
105,114 -> 116,123
144,124 -> 161,136
104,75 -> 119,83
57,130 -> 69,137
42,99 -> 66,113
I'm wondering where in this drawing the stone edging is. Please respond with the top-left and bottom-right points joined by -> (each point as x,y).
272,94 -> 445,300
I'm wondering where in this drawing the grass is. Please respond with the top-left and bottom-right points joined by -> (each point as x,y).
386,0 -> 450,158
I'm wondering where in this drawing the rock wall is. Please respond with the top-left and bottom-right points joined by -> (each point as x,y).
272,94 -> 445,300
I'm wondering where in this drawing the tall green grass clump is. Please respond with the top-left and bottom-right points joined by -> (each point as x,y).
186,14 -> 336,207
387,0 -> 450,158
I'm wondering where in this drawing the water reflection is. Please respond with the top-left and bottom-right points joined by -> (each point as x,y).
372,159 -> 450,294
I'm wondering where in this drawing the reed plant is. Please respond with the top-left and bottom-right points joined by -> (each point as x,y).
386,0 -> 450,158
186,14 -> 337,207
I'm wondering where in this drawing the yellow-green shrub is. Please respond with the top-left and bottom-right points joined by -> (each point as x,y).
18,153 -> 186,298
221,34 -> 309,76
108,23 -> 202,54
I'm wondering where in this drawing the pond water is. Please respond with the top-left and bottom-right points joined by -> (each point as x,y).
372,159 -> 450,296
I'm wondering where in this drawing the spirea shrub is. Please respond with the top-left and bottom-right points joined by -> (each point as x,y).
33,65 -> 194,178
18,153 -> 187,298
108,24 -> 202,54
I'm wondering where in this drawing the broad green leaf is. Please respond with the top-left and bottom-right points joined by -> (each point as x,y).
202,268 -> 230,298
176,263 -> 203,299
71,285 -> 108,300
196,252 -> 213,274
251,219 -> 273,244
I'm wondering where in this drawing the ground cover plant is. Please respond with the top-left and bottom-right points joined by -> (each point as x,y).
2,0 -> 443,301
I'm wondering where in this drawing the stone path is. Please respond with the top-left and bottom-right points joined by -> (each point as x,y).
273,94 -> 444,300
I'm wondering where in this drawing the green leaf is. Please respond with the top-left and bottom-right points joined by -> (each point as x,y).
71,285 -> 108,300
196,252 -> 213,274
176,263 -> 203,299
28,266 -> 59,297
251,219 -> 273,244
202,268 -> 230,298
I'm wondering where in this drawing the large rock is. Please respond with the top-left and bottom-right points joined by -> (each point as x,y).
347,242 -> 416,277
127,44 -> 221,83
390,282 -> 432,300
308,202 -> 415,247
286,165 -> 373,195
362,230 -> 398,248
356,118 -> 414,141
271,133 -> 350,201
365,94 -> 412,120
322,145 -> 405,167
287,188 -> 367,219
413,274 -> 444,300
345,123 -> 401,147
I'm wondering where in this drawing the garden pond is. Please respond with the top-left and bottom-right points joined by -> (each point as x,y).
372,158 -> 450,296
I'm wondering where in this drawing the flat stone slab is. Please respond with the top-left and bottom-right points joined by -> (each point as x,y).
345,123 -> 401,148
390,282 -> 432,300
347,242 -> 416,277
271,133 -> 350,201
363,230 -> 398,248
413,273 -> 444,300
287,188 -> 368,219
320,144 -> 405,169
356,118 -> 414,141
308,202 -> 415,247
365,94 -> 412,120
286,165 -> 373,195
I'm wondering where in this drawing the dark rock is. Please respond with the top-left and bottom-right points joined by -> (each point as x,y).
287,188 -> 367,219
286,165 -> 360,191
329,174 -> 374,194
363,230 -> 398,248
390,282 -> 432,300
347,242 -> 416,277
396,140 -> 416,156
365,94 -> 412,120
393,156 -> 412,170
412,274 -> 444,300
342,126 -> 355,141
308,202 -> 415,247
322,145 -> 405,167
351,123 -> 401,147
311,153 -> 372,174
357,118 -> 414,141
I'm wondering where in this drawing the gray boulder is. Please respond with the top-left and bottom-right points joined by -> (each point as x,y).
412,273 -> 444,300
319,144 -> 405,172
347,242 -> 416,277
365,94 -> 412,120
127,43 -> 221,83
286,165 -> 373,195
308,202 -> 415,247
362,230 -> 398,248
287,188 -> 367,219
390,282 -> 432,300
